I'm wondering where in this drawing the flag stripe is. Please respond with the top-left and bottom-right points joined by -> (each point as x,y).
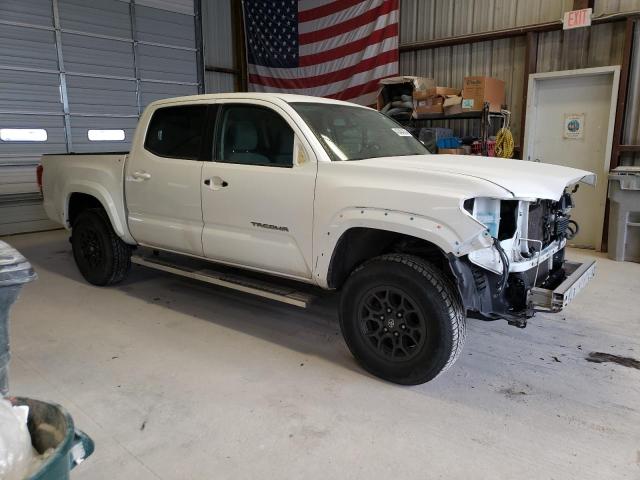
244,0 -> 399,105
249,36 -> 397,80
344,90 -> 379,107
299,22 -> 397,67
298,0 -> 346,13
298,0 -> 397,45
249,49 -> 398,89
298,0 -> 368,23
326,75 -> 394,101
249,61 -> 397,98
299,9 -> 398,57
298,0 -> 383,34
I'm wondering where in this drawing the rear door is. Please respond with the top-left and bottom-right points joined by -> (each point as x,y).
125,103 -> 211,256
201,101 -> 316,279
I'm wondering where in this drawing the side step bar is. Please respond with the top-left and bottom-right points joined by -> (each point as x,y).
131,253 -> 316,308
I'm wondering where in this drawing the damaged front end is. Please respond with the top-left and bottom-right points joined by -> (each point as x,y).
449,189 -> 595,327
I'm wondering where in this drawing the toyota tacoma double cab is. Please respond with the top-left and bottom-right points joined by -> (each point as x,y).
40,93 -> 596,385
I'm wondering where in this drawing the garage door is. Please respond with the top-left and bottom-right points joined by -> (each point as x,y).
0,0 -> 203,235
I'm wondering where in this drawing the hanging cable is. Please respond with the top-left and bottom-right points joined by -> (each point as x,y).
494,109 -> 514,158
493,237 -> 510,294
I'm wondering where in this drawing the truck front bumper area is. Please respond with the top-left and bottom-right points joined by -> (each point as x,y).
527,260 -> 596,313
448,250 -> 595,326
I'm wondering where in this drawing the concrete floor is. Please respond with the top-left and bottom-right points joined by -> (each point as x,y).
3,230 -> 640,479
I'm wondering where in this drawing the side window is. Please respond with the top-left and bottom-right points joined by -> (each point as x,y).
216,105 -> 294,167
144,105 -> 207,160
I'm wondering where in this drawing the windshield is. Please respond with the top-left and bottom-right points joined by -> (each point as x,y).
290,102 -> 429,161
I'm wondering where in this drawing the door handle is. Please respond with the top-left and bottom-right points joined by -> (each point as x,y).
204,177 -> 228,190
132,171 -> 152,180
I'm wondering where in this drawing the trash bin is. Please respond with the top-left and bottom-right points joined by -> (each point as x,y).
608,166 -> 640,262
9,397 -> 94,480
0,241 -> 37,396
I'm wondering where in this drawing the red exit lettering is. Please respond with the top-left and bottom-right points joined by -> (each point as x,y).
563,8 -> 592,30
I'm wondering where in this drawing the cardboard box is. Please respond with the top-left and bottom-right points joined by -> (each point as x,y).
414,103 -> 444,116
413,94 -> 444,106
443,95 -> 463,115
377,76 -> 436,110
413,87 -> 460,101
424,87 -> 460,98
462,76 -> 505,112
412,87 -> 460,118
438,148 -> 466,155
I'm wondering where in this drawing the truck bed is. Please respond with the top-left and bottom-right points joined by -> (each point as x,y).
41,152 -> 130,240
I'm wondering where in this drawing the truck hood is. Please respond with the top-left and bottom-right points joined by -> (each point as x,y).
357,155 -> 596,200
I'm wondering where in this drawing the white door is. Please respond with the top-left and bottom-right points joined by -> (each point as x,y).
125,104 -> 208,256
524,67 -> 619,250
201,101 -> 316,279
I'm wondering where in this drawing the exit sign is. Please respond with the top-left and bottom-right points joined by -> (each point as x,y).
563,8 -> 592,29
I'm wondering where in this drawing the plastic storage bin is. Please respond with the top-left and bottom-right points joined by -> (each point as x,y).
0,241 -> 37,395
607,166 -> 640,262
436,137 -> 462,149
10,397 -> 94,480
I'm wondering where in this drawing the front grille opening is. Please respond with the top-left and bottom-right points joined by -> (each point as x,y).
527,200 -> 564,250
498,200 -> 518,240
527,202 -> 545,250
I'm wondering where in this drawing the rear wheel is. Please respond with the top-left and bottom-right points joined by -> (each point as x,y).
71,208 -> 131,286
339,254 -> 466,385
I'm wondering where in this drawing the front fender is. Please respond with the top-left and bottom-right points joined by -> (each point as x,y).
313,207 -> 492,288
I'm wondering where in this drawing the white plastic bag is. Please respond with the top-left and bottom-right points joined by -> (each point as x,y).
0,399 -> 35,480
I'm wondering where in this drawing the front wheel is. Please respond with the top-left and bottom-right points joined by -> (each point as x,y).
339,254 -> 466,385
71,208 -> 132,286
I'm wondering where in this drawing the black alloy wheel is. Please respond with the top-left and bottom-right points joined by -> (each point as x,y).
71,208 -> 132,286
340,254 -> 466,385
357,286 -> 427,362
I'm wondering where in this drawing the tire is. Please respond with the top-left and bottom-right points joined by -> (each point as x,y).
71,208 -> 132,286
339,254 -> 466,385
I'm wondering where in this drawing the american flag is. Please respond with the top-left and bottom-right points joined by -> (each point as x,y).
243,0 -> 399,106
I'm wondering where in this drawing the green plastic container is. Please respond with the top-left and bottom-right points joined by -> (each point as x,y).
10,397 -> 94,479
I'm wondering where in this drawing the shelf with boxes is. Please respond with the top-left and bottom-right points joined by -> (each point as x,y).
377,75 -> 511,157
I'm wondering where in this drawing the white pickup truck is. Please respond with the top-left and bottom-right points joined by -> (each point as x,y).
40,93 -> 596,385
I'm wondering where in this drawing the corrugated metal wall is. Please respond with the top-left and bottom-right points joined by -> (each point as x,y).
0,0 -> 203,235
202,0 -> 236,92
622,15 -> 640,165
399,0 -> 640,150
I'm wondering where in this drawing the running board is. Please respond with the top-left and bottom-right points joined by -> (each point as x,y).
131,253 -> 316,308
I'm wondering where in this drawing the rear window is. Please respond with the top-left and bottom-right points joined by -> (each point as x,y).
144,105 -> 207,160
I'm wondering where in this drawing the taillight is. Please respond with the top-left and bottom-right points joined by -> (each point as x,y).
36,164 -> 43,194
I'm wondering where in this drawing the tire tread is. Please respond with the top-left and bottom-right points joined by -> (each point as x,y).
349,253 -> 466,382
74,208 -> 131,286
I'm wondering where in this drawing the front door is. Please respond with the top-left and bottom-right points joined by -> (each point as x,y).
125,103 -> 209,256
525,68 -> 619,249
201,101 -> 316,279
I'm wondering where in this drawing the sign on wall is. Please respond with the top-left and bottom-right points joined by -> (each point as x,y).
564,114 -> 585,139
563,8 -> 592,30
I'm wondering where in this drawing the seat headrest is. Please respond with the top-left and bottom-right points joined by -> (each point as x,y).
230,120 -> 258,151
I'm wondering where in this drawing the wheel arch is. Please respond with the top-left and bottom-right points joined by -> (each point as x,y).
64,182 -> 135,244
325,226 -> 456,290
314,207 -> 492,289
